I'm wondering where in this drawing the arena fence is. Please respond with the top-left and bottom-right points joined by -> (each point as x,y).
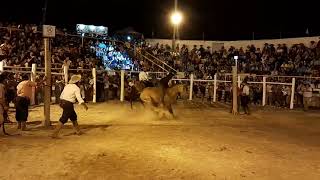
176,74 -> 296,109
1,61 -> 319,109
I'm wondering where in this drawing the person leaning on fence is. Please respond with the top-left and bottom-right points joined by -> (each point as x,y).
15,74 -> 46,131
51,75 -> 88,139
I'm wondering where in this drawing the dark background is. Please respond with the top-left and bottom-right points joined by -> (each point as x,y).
0,0 -> 318,40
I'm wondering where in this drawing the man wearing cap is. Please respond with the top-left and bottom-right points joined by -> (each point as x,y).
51,74 -> 88,138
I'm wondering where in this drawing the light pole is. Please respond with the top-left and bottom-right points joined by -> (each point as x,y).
170,11 -> 182,50
42,0 -> 48,24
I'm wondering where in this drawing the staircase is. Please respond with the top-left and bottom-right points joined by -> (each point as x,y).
140,49 -> 177,73
120,41 -> 177,74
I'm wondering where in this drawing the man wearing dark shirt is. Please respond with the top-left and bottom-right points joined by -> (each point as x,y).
159,71 -> 176,107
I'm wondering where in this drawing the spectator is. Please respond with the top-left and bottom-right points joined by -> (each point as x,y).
241,80 -> 250,115
302,83 -> 313,111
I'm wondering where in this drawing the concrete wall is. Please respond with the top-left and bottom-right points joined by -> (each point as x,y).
146,36 -> 320,50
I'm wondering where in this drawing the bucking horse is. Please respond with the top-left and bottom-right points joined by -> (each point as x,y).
132,82 -> 187,119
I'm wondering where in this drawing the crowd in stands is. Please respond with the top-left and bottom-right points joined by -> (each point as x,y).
144,40 -> 320,78
1,22 -> 320,109
141,40 -> 320,108
0,23 -> 128,104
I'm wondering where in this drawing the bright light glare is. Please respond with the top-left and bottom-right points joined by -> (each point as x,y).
171,12 -> 183,25
89,25 -> 96,31
98,26 -> 105,31
78,24 -> 85,30
127,36 -> 131,41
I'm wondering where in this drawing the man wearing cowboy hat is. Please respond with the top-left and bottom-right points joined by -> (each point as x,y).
51,74 -> 88,138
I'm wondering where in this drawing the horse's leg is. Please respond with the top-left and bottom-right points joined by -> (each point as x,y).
150,97 -> 159,107
139,98 -> 145,107
1,123 -> 10,136
168,105 -> 174,115
129,89 -> 135,109
161,104 -> 174,119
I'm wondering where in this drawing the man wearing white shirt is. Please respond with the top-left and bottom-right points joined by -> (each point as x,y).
51,75 -> 88,138
241,81 -> 250,115
139,68 -> 153,87
139,69 -> 149,82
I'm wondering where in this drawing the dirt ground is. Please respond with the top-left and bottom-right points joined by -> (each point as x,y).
1,101 -> 320,180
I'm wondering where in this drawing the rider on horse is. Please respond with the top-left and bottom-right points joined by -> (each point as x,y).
139,68 -> 153,87
159,70 -> 176,107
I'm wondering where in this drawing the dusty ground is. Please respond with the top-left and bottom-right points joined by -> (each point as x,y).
1,101 -> 320,180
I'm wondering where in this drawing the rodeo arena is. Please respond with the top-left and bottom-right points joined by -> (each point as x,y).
1,21 -> 320,180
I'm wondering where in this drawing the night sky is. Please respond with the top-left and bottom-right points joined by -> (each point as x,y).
0,0 -> 319,40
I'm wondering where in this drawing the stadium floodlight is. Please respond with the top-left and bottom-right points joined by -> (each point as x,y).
89,25 -> 96,31
171,11 -> 182,25
78,24 -> 85,31
76,24 -> 108,36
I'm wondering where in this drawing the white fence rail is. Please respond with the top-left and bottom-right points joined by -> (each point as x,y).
171,74 -> 296,109
1,61 -> 316,109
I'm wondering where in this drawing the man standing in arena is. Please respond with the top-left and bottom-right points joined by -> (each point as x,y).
16,75 -> 46,131
241,80 -> 250,115
51,75 -> 88,138
0,74 -> 9,134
